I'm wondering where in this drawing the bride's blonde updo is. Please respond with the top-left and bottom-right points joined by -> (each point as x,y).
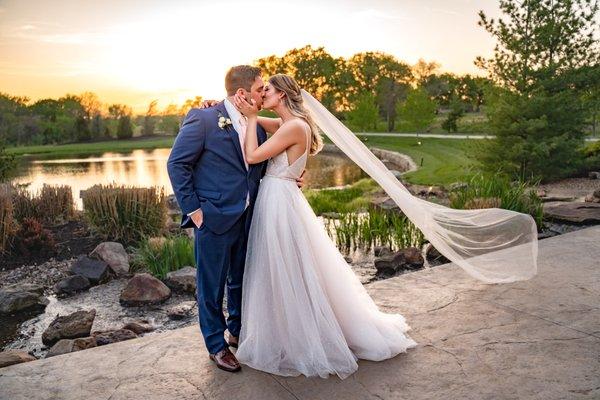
268,74 -> 323,155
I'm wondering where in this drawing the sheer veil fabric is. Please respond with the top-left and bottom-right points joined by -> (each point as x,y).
301,89 -> 538,284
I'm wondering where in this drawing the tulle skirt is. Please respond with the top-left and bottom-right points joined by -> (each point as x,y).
235,176 -> 417,379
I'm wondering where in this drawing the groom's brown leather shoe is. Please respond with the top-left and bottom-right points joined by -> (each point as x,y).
227,335 -> 239,348
209,348 -> 241,372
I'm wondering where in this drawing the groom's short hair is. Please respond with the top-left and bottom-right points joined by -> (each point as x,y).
225,65 -> 262,96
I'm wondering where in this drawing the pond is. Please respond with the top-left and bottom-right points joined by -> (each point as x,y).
12,148 -> 367,209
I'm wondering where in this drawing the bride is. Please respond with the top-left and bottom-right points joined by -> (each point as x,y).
230,74 -> 417,379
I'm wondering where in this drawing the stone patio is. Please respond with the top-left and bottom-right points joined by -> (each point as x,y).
1,226 -> 599,400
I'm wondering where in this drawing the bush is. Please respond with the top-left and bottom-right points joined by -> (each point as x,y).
131,235 -> 194,279
12,217 -> 56,257
448,173 -> 544,229
82,184 -> 166,244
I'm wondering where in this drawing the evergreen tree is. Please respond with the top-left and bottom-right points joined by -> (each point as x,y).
475,0 -> 599,182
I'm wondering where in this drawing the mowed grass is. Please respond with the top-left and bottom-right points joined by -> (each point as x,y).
356,135 -> 480,186
7,136 -> 175,157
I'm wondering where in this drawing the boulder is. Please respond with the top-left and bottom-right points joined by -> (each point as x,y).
164,266 -> 196,293
122,320 -> 155,334
92,329 -> 137,346
588,171 -> 600,179
45,336 -> 97,358
374,247 -> 424,276
89,242 -> 130,276
42,309 -> 96,346
0,287 -> 48,315
0,350 -> 36,368
53,275 -> 91,296
542,202 -> 600,224
119,273 -> 171,306
70,256 -> 110,284
167,301 -> 197,320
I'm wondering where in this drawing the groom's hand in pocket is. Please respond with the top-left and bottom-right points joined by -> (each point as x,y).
188,209 -> 204,228
296,170 -> 306,189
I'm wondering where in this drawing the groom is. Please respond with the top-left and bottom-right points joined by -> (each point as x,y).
167,65 -> 303,372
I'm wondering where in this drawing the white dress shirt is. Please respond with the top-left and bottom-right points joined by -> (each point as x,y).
187,98 -> 249,220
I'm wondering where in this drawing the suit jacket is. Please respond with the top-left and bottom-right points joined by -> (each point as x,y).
167,101 -> 268,234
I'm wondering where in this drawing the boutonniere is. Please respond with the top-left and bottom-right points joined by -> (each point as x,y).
217,112 -> 232,129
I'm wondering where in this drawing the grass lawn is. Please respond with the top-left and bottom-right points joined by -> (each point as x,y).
6,136 -> 175,157
356,135 -> 481,186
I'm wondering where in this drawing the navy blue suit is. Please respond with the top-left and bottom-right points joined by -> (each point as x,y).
167,101 -> 267,354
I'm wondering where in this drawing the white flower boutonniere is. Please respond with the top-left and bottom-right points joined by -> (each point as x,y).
217,114 -> 233,129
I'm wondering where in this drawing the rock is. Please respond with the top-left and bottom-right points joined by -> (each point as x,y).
374,247 -> 424,276
424,244 -> 450,266
42,309 -> 96,346
53,275 -> 91,296
588,171 -> 600,179
371,196 -> 402,212
0,350 -> 37,368
164,266 -> 196,293
5,283 -> 45,296
594,189 -> 600,199
542,202 -> 600,224
374,246 -> 393,257
167,301 -> 197,320
166,194 -> 181,214
89,242 -> 130,276
343,255 -> 353,264
119,273 -> 171,306
0,287 -> 48,315
540,195 -> 576,202
584,194 -> 600,203
122,320 -> 155,334
390,170 -> 403,179
92,329 -> 137,346
45,336 -> 97,358
70,256 -> 110,284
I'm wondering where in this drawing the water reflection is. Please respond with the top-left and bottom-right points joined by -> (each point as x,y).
13,148 -> 366,209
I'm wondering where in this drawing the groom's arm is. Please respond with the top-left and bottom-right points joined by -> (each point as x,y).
167,109 -> 206,216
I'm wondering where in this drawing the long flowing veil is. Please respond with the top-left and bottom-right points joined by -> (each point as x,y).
301,89 -> 538,284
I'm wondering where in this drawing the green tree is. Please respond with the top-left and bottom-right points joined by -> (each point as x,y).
475,0 -> 599,182
347,92 -> 379,132
442,99 -> 466,132
0,138 -> 16,182
143,100 -> 158,136
117,115 -> 133,139
397,88 -> 437,133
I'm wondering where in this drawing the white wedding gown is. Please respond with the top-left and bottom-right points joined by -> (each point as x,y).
235,126 -> 417,379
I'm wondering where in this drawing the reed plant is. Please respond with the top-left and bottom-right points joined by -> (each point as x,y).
11,184 -> 75,225
130,234 -> 194,279
0,184 -> 16,253
448,173 -> 544,228
82,184 -> 166,244
325,207 -> 425,252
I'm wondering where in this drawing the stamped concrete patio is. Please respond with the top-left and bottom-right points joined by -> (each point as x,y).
1,225 -> 599,400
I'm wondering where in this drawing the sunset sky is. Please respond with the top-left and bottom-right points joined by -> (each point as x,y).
0,0 -> 502,112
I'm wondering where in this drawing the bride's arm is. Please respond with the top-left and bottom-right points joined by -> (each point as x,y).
257,116 -> 282,134
234,94 -> 300,165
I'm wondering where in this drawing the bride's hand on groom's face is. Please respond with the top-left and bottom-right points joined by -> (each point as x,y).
233,94 -> 259,118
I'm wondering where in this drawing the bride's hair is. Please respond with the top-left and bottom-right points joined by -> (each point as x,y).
268,74 -> 323,155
